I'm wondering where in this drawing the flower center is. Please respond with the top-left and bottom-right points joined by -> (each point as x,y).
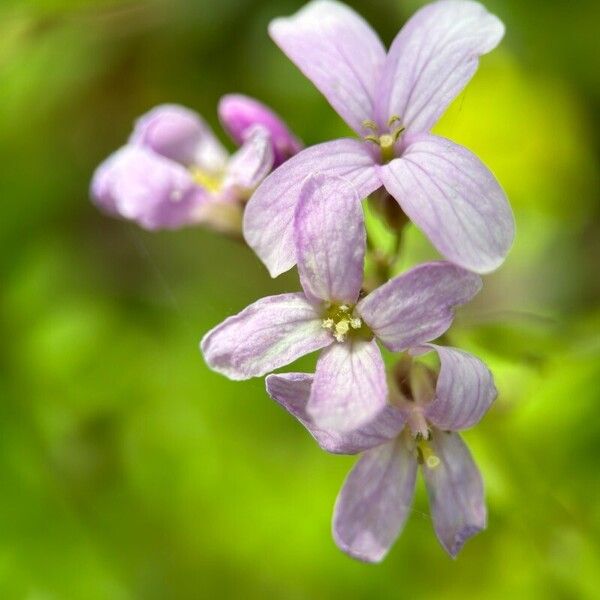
362,116 -> 405,163
393,359 -> 441,469
416,434 -> 441,469
189,166 -> 223,194
321,303 -> 372,343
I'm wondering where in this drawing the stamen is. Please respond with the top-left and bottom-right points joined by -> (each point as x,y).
416,438 -> 441,469
387,114 -> 402,127
391,125 -> 406,142
334,319 -> 350,342
362,119 -> 379,131
363,134 -> 380,145
322,303 -> 373,343
190,166 -> 222,193
321,318 -> 334,330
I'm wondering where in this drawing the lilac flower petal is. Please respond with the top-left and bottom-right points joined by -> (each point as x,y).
375,0 -> 505,133
130,104 -> 228,171
266,373 -> 405,454
243,139 -> 379,278
307,339 -> 387,432
90,147 -> 122,215
200,293 -> 331,380
333,438 -> 417,563
220,126 -> 274,198
269,0 -> 386,134
91,145 -> 205,230
418,344 -> 497,431
357,262 -> 481,351
294,174 -> 365,305
218,94 -> 303,166
379,134 -> 515,274
422,431 -> 486,558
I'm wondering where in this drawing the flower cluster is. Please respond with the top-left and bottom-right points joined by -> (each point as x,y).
91,0 -> 514,562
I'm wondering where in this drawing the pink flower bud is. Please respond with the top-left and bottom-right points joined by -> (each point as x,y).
218,94 -> 302,167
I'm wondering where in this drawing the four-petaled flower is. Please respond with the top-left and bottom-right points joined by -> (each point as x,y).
91,98 -> 300,232
266,344 -> 496,561
202,174 -> 481,431
244,0 -> 514,276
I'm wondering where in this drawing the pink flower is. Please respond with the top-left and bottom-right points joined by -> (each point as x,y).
201,175 -> 481,431
266,346 -> 497,561
91,99 -> 300,232
244,0 -> 514,276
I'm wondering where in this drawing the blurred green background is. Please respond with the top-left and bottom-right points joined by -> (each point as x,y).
1,0 -> 599,598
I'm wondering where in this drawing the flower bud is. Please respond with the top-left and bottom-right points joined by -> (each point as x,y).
218,94 -> 302,167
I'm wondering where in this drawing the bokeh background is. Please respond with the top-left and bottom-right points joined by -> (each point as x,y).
1,0 -> 599,598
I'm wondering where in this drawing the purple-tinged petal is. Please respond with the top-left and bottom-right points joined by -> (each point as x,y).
333,438 -> 417,563
307,339 -> 387,432
422,431 -> 486,558
220,126 -> 274,199
90,148 -> 122,215
218,94 -> 302,166
243,140 -> 379,278
200,293 -> 331,380
91,145 -> 205,230
294,174 -> 365,305
375,0 -> 505,133
357,262 -> 481,351
417,344 -> 497,431
266,373 -> 405,454
130,104 -> 228,171
379,134 -> 515,274
269,0 -> 386,134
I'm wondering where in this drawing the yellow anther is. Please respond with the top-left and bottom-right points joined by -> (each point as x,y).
190,166 -> 222,193
334,319 -> 350,342
387,114 -> 402,127
391,125 -> 406,141
321,318 -> 334,330
426,455 -> 441,469
417,438 -> 441,470
363,134 -> 380,145
362,119 -> 379,131
350,317 -> 362,329
322,303 -> 373,342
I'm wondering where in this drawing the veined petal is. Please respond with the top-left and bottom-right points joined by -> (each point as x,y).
357,262 -> 481,351
91,145 -> 205,230
269,0 -> 386,134
295,174 -> 365,305
419,344 -> 497,430
218,94 -> 302,166
221,126 -> 274,198
422,431 -> 486,558
243,140 -> 379,278
266,373 -> 405,454
379,134 -> 514,273
200,293 -> 331,380
375,0 -> 505,133
333,438 -> 417,563
307,339 -> 387,432
130,104 -> 228,171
